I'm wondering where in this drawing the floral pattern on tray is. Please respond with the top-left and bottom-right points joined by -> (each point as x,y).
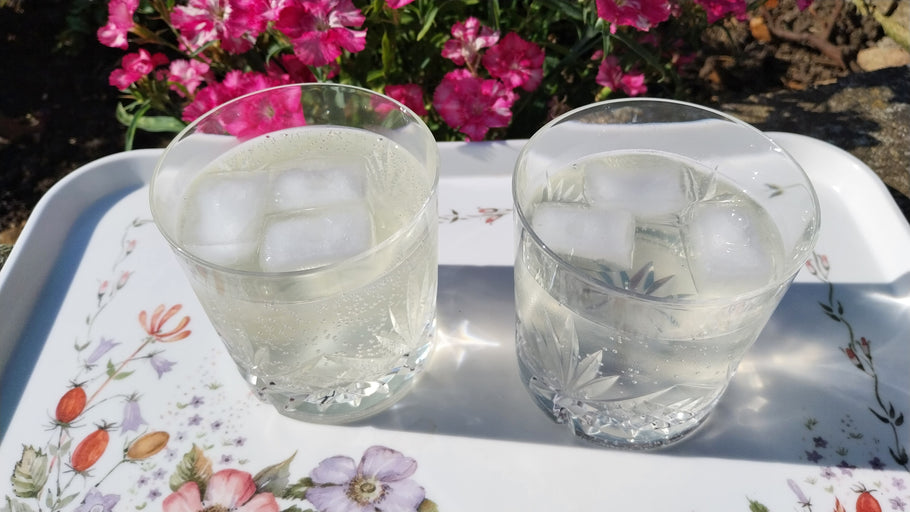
1,137 -> 908,511
3,216 -> 440,512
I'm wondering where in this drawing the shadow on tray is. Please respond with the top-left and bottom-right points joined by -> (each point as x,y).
355,265 -> 910,472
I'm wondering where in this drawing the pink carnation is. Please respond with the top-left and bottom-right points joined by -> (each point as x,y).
482,32 -> 545,91
171,0 -> 268,55
386,0 -> 415,7
432,69 -> 516,141
441,17 -> 499,69
109,49 -> 169,90
275,0 -> 367,67
167,59 -> 211,97
265,54 -> 318,84
594,0 -> 673,31
182,70 -> 282,122
595,56 -> 647,97
692,0 -> 748,23
220,86 -> 305,140
97,0 -> 139,49
384,84 -> 427,116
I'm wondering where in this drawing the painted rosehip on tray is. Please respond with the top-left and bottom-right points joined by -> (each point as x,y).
95,0 -> 817,147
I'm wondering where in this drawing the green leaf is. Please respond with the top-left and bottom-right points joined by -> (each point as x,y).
418,499 -> 440,512
106,360 -> 117,377
56,493 -> 79,509
3,496 -> 38,512
116,103 -> 185,133
169,445 -> 213,494
253,452 -> 297,495
11,446 -> 48,499
416,7 -> 437,41
870,407 -> 891,424
282,477 -> 314,501
381,31 -> 393,78
112,370 -> 134,380
747,499 -> 770,512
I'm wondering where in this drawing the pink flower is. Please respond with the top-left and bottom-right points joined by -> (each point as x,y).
97,0 -> 139,49
482,32 -> 545,91
265,54 -> 317,84
168,60 -> 211,97
620,72 -> 647,96
109,49 -> 168,90
692,0 -> 748,23
163,469 -> 278,512
384,84 -> 427,116
386,0 -> 415,7
275,0 -> 367,67
432,69 -> 516,141
182,70 -> 281,122
441,17 -> 499,69
595,55 -> 647,96
220,85 -> 305,140
171,0 -> 267,55
797,0 -> 813,9
595,0 -> 673,31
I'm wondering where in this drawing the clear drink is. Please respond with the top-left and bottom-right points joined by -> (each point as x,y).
516,151 -> 787,447
513,99 -> 819,449
178,127 -> 436,421
150,84 -> 439,424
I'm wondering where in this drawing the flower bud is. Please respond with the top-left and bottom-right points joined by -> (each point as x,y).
127,431 -> 169,460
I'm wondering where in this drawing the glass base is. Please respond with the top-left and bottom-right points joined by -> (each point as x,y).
237,326 -> 435,424
518,356 -> 714,450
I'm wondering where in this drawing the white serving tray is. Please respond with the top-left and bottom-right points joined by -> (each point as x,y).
1,134 -> 908,511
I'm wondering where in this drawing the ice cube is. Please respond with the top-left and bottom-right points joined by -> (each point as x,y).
271,161 -> 366,211
179,170 -> 269,247
259,202 -> 374,272
531,202 -> 634,270
583,153 -> 700,218
681,194 -> 782,297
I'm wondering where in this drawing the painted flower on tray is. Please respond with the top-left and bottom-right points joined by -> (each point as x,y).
306,446 -> 425,512
140,304 -> 192,342
74,488 -> 120,512
163,469 -> 279,512
121,394 -> 147,434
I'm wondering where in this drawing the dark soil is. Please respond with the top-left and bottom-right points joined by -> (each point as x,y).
0,0 -> 887,245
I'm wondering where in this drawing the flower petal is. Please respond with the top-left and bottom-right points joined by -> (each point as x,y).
205,469 -> 257,509
306,486 -> 366,512
358,446 -> 417,482
378,479 -> 425,510
163,482 -> 203,512
311,455 -> 357,485
235,492 -> 279,512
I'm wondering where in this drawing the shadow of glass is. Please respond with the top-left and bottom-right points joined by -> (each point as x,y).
356,265 -> 910,471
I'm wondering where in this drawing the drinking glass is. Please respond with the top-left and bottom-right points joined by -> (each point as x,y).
150,83 -> 439,423
513,98 -> 820,448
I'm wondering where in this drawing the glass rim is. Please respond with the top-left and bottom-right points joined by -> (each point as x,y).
149,82 -> 440,278
512,97 -> 821,306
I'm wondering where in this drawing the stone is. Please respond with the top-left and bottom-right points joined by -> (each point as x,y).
857,38 -> 910,71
